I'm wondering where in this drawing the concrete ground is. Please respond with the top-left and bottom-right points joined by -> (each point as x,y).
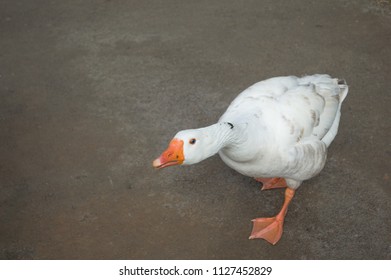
0,0 -> 390,259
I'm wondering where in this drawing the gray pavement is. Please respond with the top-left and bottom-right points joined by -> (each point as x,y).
0,0 -> 390,259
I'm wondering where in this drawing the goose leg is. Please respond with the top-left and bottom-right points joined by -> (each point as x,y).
255,177 -> 287,190
249,188 -> 295,245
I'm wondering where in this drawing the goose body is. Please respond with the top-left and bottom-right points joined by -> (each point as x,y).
153,74 -> 348,244
218,74 -> 348,188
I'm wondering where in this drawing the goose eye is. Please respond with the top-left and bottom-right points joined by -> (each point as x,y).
189,138 -> 196,145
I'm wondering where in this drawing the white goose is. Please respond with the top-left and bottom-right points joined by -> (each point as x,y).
153,74 -> 348,245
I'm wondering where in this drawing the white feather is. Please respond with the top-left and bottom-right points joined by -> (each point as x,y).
173,75 -> 348,189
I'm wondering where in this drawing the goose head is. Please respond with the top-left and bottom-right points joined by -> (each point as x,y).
153,123 -> 235,169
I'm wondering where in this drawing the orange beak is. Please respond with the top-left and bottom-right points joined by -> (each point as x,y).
153,138 -> 184,169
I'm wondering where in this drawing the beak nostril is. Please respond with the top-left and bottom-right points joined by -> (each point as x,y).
155,138 -> 184,168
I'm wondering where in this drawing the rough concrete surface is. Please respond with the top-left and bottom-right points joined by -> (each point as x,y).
0,0 -> 390,259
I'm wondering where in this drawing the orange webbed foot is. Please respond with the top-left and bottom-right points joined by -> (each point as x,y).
249,217 -> 284,245
249,188 -> 295,245
255,177 -> 288,190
